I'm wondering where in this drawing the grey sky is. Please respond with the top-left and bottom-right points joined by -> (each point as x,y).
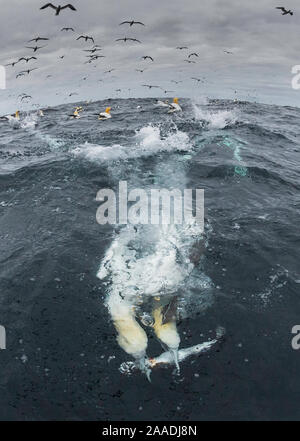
0,0 -> 300,113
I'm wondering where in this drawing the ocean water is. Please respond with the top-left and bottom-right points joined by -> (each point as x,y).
0,98 -> 300,421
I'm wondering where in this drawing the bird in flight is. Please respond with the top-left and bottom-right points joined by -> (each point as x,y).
276,7 -> 293,15
19,68 -> 38,75
119,20 -> 145,27
184,59 -> 196,64
16,72 -> 26,78
84,48 -> 102,53
142,84 -> 160,89
116,37 -> 141,43
40,3 -> 76,16
224,50 -> 234,54
136,69 -> 146,73
77,35 -> 95,43
20,94 -> 32,101
171,80 -> 182,84
25,45 -> 47,52
5,61 -> 20,67
177,46 -> 188,50
59,55 -> 65,59
162,90 -> 174,94
191,77 -> 204,83
61,27 -> 75,31
104,69 -> 115,74
28,37 -> 49,42
142,56 -> 154,61
18,57 -> 37,63
188,53 -> 199,58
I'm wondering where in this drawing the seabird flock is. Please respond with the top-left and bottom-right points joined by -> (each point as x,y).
2,4 -> 295,105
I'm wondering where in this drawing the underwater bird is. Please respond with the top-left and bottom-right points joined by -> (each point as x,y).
18,57 -> 37,63
98,107 -> 112,120
28,37 -> 49,42
119,20 -> 145,26
188,52 -> 199,58
142,56 -> 154,61
25,45 -> 47,52
116,37 -> 141,43
276,6 -> 293,15
40,3 -> 76,15
77,35 -> 94,43
61,27 -> 75,31
168,97 -> 182,113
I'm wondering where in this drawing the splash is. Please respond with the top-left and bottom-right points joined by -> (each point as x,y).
193,104 -> 237,129
72,125 -> 191,163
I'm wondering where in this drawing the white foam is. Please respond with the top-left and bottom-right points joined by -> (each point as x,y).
72,125 -> 190,163
193,105 -> 237,129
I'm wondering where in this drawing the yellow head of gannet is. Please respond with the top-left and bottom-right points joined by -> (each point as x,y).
105,107 -> 111,114
15,111 -> 20,120
173,97 -> 179,104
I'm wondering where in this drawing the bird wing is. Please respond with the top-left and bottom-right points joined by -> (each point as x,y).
76,36 -> 84,40
119,21 -> 130,25
61,4 -> 77,11
276,7 -> 286,11
134,22 -> 145,25
40,3 -> 56,10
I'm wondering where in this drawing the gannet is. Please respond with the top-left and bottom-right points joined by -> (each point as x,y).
98,107 -> 111,120
168,97 -> 182,113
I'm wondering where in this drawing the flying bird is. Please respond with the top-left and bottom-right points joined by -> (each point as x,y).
142,56 -> 154,61
171,80 -> 182,84
104,69 -> 115,73
162,90 -> 174,94
28,37 -> 49,42
16,73 -> 25,78
59,55 -> 65,59
184,59 -> 196,64
119,20 -> 145,27
136,69 -> 146,73
20,94 -> 32,101
25,45 -> 47,52
188,53 -> 199,58
18,57 -> 37,63
61,27 -> 75,31
142,84 -> 160,89
176,46 -> 188,50
40,3 -> 76,15
191,77 -> 204,83
224,50 -> 234,54
18,68 -> 38,75
116,37 -> 141,43
84,48 -> 101,53
5,61 -> 20,67
276,7 -> 293,15
77,35 -> 95,43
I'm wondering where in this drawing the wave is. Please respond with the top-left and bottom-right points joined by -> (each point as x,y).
72,124 -> 191,163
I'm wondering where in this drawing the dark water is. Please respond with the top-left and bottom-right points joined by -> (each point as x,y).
0,98 -> 300,421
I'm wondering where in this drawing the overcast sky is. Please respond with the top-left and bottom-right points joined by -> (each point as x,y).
0,0 -> 300,113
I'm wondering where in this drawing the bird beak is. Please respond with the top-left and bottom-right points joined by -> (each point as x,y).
170,348 -> 180,373
135,355 -> 152,382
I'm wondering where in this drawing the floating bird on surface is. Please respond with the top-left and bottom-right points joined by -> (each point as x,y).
116,37 -> 141,43
19,57 -> 37,63
61,27 -> 75,31
168,97 -> 182,113
142,56 -> 154,61
98,107 -> 112,120
276,6 -> 293,15
25,45 -> 47,52
5,61 -> 20,67
119,20 -> 145,26
188,52 -> 199,58
176,46 -> 188,50
40,3 -> 76,15
28,37 -> 49,42
77,35 -> 94,43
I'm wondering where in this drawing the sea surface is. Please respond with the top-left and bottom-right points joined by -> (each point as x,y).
0,98 -> 300,421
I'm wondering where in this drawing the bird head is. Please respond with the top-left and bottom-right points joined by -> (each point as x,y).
173,97 -> 179,104
105,107 -> 111,114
